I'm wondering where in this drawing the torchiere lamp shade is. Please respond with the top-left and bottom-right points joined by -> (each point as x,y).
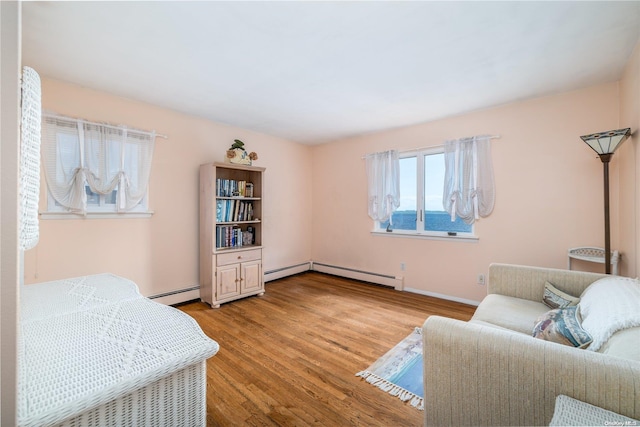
580,128 -> 631,156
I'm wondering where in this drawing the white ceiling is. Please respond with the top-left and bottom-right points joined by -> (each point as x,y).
22,1 -> 640,145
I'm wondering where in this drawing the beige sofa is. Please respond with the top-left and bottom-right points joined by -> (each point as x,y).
422,263 -> 640,426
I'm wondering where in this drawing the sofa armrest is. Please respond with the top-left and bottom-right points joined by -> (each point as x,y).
423,316 -> 640,427
487,263 -> 607,302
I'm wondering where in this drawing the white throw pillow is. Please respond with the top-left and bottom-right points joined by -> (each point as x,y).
598,326 -> 640,361
579,276 -> 640,352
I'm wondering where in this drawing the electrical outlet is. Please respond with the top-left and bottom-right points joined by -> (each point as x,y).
400,262 -> 406,271
477,274 -> 485,286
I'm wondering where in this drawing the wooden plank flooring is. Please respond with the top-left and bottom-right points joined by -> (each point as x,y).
179,272 -> 477,427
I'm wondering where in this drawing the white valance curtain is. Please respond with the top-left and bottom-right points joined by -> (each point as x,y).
443,135 -> 495,224
41,114 -> 156,214
365,150 -> 400,223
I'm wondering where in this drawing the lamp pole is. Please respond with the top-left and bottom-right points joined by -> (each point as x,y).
600,153 -> 612,274
580,128 -> 631,275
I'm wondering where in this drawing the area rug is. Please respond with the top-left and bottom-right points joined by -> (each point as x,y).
356,327 -> 424,410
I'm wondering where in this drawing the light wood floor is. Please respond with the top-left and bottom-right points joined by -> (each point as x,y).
179,272 -> 477,427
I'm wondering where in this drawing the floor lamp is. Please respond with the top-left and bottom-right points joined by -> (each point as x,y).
580,128 -> 631,274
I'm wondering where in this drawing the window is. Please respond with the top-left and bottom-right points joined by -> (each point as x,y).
41,114 -> 155,217
376,147 -> 473,237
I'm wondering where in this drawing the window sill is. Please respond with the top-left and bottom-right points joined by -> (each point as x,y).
40,211 -> 154,220
371,230 -> 478,242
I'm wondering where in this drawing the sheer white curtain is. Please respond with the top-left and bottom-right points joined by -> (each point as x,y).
365,150 -> 400,223
443,136 -> 494,224
41,115 -> 155,214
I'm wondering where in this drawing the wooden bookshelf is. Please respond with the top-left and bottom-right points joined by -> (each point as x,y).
199,162 -> 265,308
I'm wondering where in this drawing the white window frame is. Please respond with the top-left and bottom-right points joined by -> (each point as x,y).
43,188 -> 152,219
41,116 -> 154,219
371,147 -> 477,241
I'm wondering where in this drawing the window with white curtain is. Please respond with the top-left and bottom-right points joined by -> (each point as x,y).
41,114 -> 155,217
374,135 -> 495,239
374,147 -> 474,238
365,149 -> 400,224
443,135 -> 495,225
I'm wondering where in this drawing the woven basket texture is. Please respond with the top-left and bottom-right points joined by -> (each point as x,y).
19,66 -> 41,250
550,394 -> 639,426
52,362 -> 207,427
19,274 -> 219,427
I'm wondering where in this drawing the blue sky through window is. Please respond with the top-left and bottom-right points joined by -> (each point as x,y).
380,152 -> 471,233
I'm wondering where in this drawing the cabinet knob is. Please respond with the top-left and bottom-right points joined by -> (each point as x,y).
237,255 -> 242,259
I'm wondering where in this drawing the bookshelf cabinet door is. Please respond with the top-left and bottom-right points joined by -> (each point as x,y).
216,264 -> 241,300
241,260 -> 263,294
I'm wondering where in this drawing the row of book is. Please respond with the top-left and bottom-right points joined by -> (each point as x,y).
216,226 -> 254,249
216,179 -> 254,198
216,199 -> 254,223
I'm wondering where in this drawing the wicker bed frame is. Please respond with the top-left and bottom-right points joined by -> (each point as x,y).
53,361 -> 208,427
19,274 -> 219,427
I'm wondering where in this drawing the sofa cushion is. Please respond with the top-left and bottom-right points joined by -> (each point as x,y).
598,326 -> 640,361
471,294 -> 549,335
542,281 -> 580,309
532,306 -> 592,348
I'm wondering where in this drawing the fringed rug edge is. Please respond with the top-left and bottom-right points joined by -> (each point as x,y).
355,370 -> 424,411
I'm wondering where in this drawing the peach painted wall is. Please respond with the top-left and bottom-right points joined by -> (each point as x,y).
311,83 -> 622,303
23,78 -> 313,297
619,41 -> 640,277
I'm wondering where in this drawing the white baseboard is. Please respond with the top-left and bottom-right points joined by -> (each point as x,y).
151,262 -> 313,306
403,287 -> 481,307
154,263 -> 480,307
149,286 -> 200,306
311,262 -> 404,290
264,262 -> 312,282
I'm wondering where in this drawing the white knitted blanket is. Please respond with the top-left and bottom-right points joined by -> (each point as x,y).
579,276 -> 640,352
19,274 -> 219,427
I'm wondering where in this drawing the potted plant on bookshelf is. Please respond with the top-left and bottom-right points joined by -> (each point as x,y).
226,139 -> 258,166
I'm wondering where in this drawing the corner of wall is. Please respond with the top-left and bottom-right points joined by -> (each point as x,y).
619,39 -> 640,277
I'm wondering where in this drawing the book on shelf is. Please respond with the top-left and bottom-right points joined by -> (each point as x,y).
238,202 -> 245,221
216,200 -> 223,222
215,199 -> 255,222
216,178 -> 254,198
226,200 -> 233,221
216,225 -> 251,249
234,200 -> 240,221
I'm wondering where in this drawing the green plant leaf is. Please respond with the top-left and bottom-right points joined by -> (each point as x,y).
231,139 -> 245,150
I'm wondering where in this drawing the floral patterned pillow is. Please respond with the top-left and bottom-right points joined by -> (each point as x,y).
533,306 -> 592,348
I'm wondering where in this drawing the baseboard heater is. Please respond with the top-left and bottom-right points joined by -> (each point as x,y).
149,285 -> 200,306
311,262 -> 404,290
150,262 -> 403,305
264,262 -> 312,282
